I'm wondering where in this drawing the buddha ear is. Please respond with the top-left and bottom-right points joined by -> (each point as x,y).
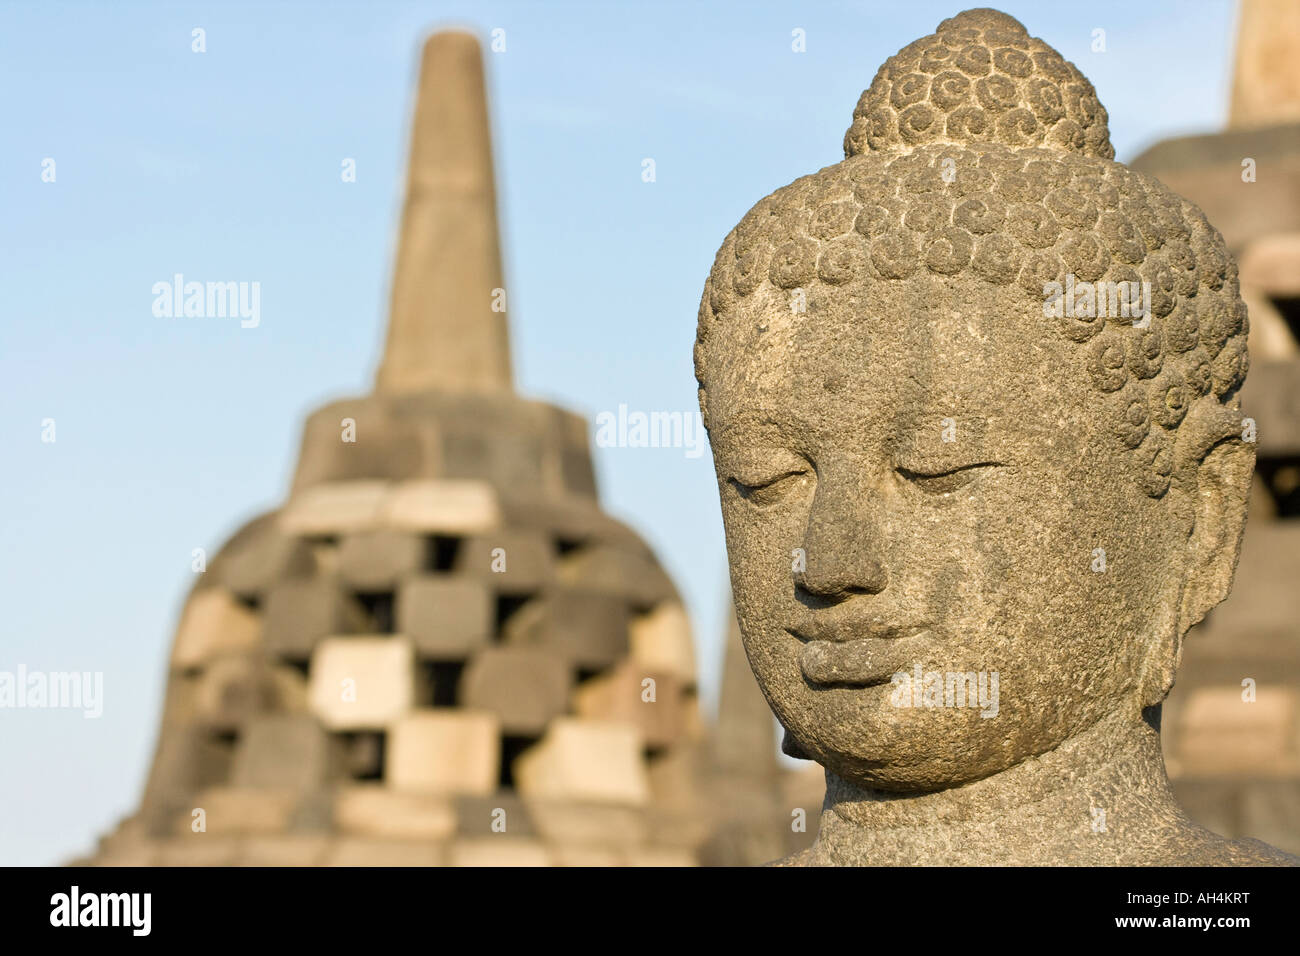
1141,399 -> 1254,708
1174,399 -> 1256,634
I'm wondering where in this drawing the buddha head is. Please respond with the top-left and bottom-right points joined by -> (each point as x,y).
695,8 -> 1255,793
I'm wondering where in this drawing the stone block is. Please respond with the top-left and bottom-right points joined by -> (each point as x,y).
216,517 -> 316,600
459,646 -> 571,736
572,660 -> 685,749
1240,360 -> 1300,456
154,837 -> 241,867
237,835 -> 331,866
452,793 -> 534,838
290,399 -> 428,492
524,799 -> 649,849
439,416 -> 547,492
182,787 -> 299,835
263,579 -> 369,661
334,784 -> 457,839
396,575 -> 493,659
452,529 -> 553,594
1175,686 -> 1297,772
232,714 -> 342,790
308,635 -> 419,730
192,654 -> 281,733
628,601 -> 696,686
338,530 -> 430,591
449,837 -> 550,867
138,723 -> 234,835
551,844 -> 624,866
386,708 -> 500,795
280,480 -> 390,536
171,588 -> 262,670
325,838 -> 445,867
382,479 -> 501,534
626,847 -> 698,867
556,544 -> 676,611
503,587 -> 629,670
514,717 -> 649,806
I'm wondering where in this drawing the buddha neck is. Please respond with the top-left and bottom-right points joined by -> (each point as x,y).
809,707 -> 1204,865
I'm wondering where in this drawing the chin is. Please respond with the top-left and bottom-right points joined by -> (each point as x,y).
783,689 -> 1017,791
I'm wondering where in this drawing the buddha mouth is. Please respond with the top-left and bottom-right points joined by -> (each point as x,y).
791,626 -> 935,687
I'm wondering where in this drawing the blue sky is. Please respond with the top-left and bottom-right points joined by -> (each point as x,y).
0,0 -> 1237,865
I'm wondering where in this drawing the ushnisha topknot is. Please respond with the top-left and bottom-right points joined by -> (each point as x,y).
843,8 -> 1114,160
695,9 -> 1250,499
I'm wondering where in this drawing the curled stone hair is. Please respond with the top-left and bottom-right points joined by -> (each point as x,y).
694,8 -> 1249,498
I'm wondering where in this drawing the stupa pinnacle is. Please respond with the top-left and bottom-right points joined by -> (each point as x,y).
378,32 -> 512,393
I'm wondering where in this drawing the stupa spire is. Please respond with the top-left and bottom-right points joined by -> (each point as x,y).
376,30 -> 513,393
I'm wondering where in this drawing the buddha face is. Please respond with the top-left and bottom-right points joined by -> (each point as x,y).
704,274 -> 1199,791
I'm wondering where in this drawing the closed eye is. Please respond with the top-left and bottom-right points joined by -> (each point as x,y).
728,470 -> 809,507
897,462 -> 1002,495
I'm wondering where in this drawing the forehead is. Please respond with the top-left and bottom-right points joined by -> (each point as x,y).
704,274 -> 1088,452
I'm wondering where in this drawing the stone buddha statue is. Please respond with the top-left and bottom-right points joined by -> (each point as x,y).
694,7 -> 1297,865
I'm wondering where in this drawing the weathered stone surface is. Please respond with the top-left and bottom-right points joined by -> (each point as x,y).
386,709 -> 500,794
459,646 -> 571,736
154,837 -> 241,867
556,544 -> 676,610
1229,0 -> 1300,129
377,30 -> 512,394
237,834 -> 331,866
1175,686 -> 1298,773
138,723 -> 234,835
338,530 -> 430,592
503,587 -> 629,670
514,718 -> 649,806
382,479 -> 500,534
181,787 -> 299,835
551,844 -> 624,866
626,847 -> 698,867
572,659 -> 684,750
396,575 -> 493,659
192,654 -> 281,733
308,635 -> 419,730
325,838 -> 446,867
452,793 -> 535,838
171,588 -> 261,670
524,799 -> 648,849
280,481 -> 390,536
1241,360 -> 1300,456
263,580 -> 369,661
334,784 -> 457,839
629,601 -> 696,685
449,837 -> 550,867
694,8 -> 1296,865
291,398 -> 428,492
452,529 -> 553,594
213,513 -> 316,601
714,604 -> 779,778
232,715 -> 342,791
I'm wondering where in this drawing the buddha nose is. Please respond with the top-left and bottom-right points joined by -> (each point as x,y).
793,477 -> 889,600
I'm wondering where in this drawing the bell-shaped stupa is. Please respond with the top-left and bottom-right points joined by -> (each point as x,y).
86,31 -> 707,866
